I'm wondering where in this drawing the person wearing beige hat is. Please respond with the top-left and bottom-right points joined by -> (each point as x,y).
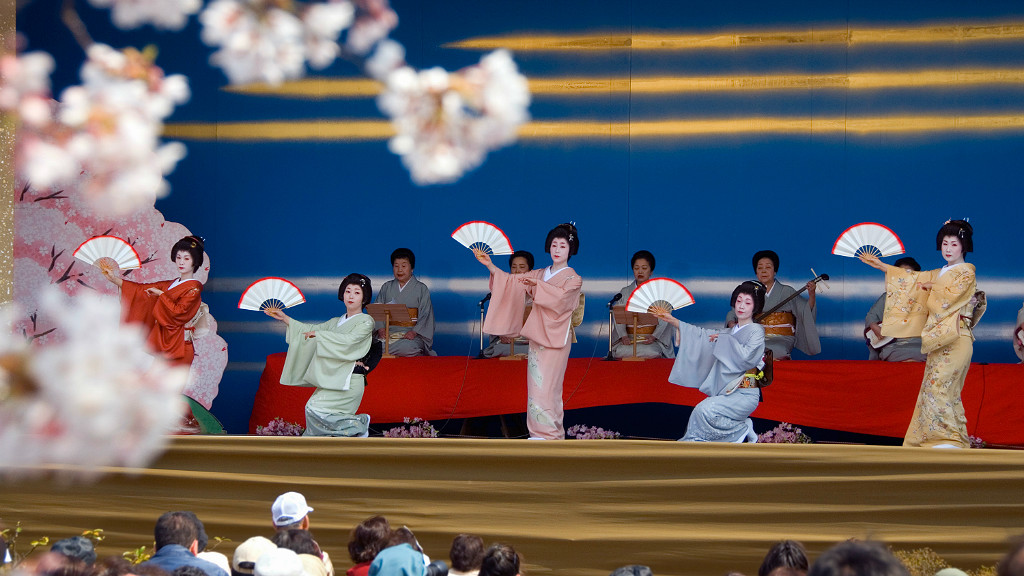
255,548 -> 309,576
233,537 -> 278,576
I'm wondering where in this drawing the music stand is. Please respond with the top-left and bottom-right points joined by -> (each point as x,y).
612,306 -> 659,362
366,303 -> 412,358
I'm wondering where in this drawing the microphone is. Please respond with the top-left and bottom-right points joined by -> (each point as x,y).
479,293 -> 491,306
607,292 -> 622,308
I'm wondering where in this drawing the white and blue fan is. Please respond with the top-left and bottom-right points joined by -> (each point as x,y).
451,221 -> 514,256
238,277 -> 306,312
832,223 -> 905,259
627,278 -> 695,316
74,236 -> 142,274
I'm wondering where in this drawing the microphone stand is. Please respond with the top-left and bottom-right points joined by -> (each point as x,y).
604,294 -> 622,360
476,294 -> 489,358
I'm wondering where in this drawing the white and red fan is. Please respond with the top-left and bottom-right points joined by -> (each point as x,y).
238,277 -> 305,312
832,223 -> 905,258
73,236 -> 142,274
627,278 -> 696,316
451,221 -> 514,257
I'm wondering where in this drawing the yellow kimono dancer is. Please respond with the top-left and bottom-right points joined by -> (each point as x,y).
266,273 -> 375,437
860,219 -> 985,448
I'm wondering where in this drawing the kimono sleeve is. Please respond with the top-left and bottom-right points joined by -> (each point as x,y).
120,279 -> 169,326
411,282 -> 435,346
882,267 -> 932,338
667,322 -> 718,389
483,269 -> 530,337
532,271 -> 582,316
154,284 -> 202,329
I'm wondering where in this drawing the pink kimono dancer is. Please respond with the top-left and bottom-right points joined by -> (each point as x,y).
484,267 -> 583,440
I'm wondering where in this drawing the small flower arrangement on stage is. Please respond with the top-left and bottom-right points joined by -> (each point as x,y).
566,424 -> 621,440
383,417 -> 438,438
256,417 -> 305,436
757,422 -> 813,444
969,435 -> 986,449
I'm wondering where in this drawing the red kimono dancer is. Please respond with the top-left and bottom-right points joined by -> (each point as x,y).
120,278 -> 203,366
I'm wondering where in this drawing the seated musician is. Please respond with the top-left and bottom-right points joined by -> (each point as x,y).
374,248 -> 435,356
727,250 -> 820,359
865,256 -> 926,362
611,250 -> 674,359
1015,302 -> 1024,363
481,250 -> 534,358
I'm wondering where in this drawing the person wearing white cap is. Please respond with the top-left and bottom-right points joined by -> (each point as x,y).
255,548 -> 309,576
271,493 -> 334,576
233,537 -> 278,576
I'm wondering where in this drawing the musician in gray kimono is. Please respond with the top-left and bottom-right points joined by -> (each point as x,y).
727,250 -> 820,359
611,250 -> 674,359
374,248 -> 435,356
482,250 -> 534,358
865,256 -> 926,362
659,280 -> 766,442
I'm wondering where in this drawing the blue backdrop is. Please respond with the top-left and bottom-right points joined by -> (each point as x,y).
18,0 -> 1024,432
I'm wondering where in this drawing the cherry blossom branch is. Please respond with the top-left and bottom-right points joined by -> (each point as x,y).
61,0 -> 94,52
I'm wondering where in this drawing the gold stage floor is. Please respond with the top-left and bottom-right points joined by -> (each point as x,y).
5,437 -> 1024,576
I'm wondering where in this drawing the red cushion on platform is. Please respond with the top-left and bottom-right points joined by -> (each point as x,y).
250,354 -> 1024,444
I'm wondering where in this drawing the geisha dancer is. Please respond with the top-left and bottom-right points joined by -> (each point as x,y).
266,273 -> 375,437
99,235 -> 218,433
859,219 -> 984,448
657,281 -> 766,442
101,235 -> 205,367
476,223 -> 583,440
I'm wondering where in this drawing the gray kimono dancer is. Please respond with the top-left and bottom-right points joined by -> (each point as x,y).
865,294 -> 926,362
668,321 -> 766,442
374,276 -> 435,356
611,281 -> 675,359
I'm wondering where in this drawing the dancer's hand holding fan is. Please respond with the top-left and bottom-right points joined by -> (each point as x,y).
75,236 -> 142,285
627,278 -> 696,324
239,278 -> 305,324
832,223 -> 905,271
453,221 -> 514,262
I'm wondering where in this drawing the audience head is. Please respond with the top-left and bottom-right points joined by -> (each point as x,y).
272,492 -> 314,530
91,556 -> 134,576
935,219 -> 973,254
388,527 -> 423,553
759,540 -> 809,576
731,280 -> 766,318
233,536 -> 278,576
391,248 -> 416,284
631,251 -> 656,284
271,529 -> 320,557
134,564 -> 173,576
339,273 -> 373,307
449,534 -> 485,574
255,548 -> 307,576
892,257 -> 921,272
545,223 -> 580,260
50,536 -> 97,566
479,543 -> 520,576
369,544 -> 425,576
610,566 -> 653,576
509,251 -> 534,274
807,540 -> 908,576
171,236 -> 205,273
998,538 -> 1024,576
154,511 -> 203,552
348,516 -> 392,565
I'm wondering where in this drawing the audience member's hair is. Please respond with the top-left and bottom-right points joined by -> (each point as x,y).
348,516 -> 392,564
154,511 -> 200,550
449,534 -> 485,573
479,543 -> 520,576
759,540 -> 809,576
91,556 -> 134,576
272,529 -> 321,557
172,566 -> 210,576
610,565 -> 654,576
387,527 -> 421,552
998,538 -> 1024,576
807,541 -> 908,576
50,536 -> 97,565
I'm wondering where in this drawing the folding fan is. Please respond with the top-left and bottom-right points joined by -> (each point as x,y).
238,277 -> 306,312
73,236 -> 142,274
451,221 -> 514,257
832,223 -> 905,258
626,278 -> 696,316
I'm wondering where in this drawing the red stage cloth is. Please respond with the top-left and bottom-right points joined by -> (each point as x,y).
251,354 -> 1024,444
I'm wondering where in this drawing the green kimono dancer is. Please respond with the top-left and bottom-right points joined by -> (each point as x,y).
279,313 -> 375,437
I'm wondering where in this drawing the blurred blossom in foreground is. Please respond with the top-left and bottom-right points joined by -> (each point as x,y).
375,49 -> 531,185
0,288 -> 188,479
3,44 -> 190,215
199,0 -> 355,86
346,0 -> 397,55
87,0 -> 202,30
